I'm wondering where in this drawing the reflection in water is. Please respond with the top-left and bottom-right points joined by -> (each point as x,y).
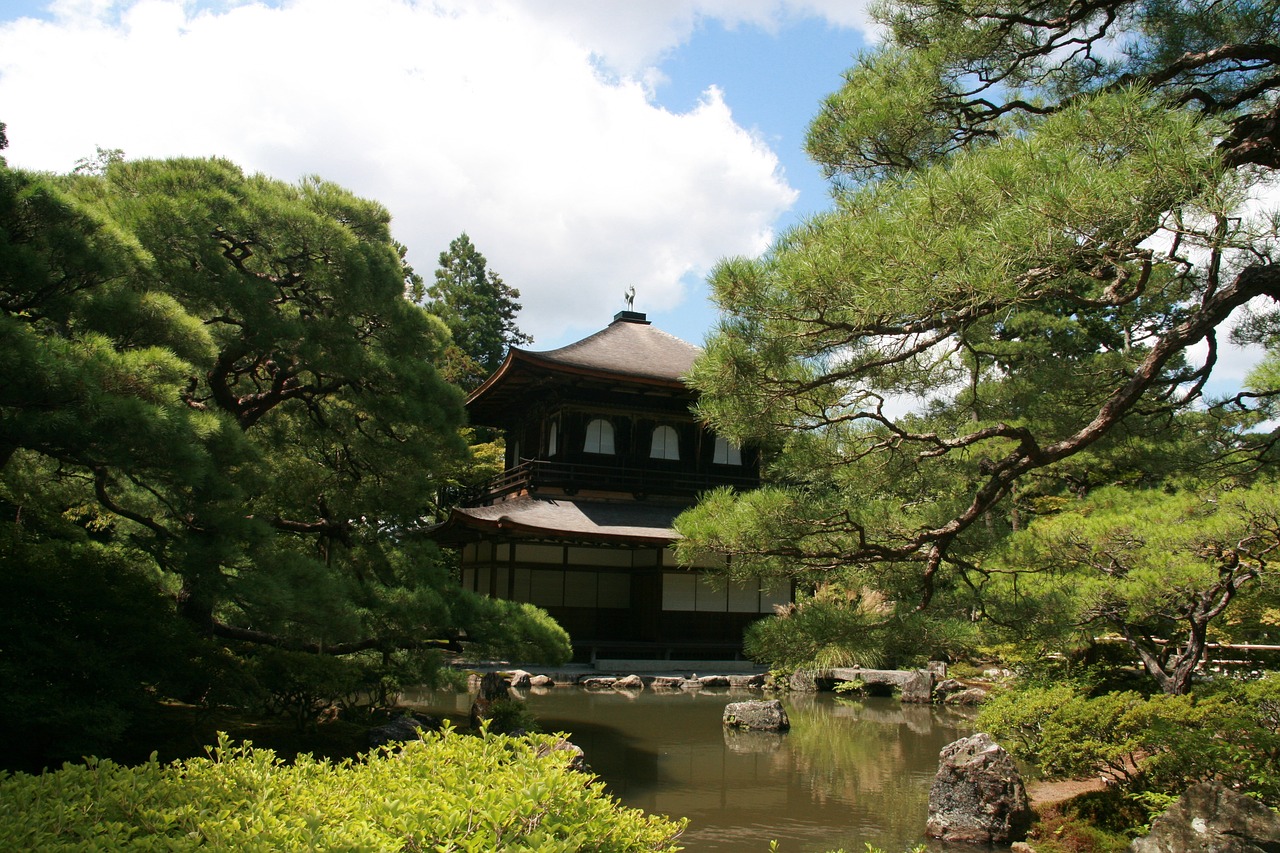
403,687 -> 973,853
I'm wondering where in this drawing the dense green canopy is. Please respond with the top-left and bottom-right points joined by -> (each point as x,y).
676,0 -> 1280,688
0,151 -> 568,765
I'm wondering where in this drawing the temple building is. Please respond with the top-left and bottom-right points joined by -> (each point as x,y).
430,310 -> 790,662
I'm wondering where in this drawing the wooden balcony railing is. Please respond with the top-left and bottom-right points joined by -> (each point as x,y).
467,459 -> 758,505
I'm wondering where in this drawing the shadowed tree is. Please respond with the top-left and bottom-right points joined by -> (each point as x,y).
0,154 -> 570,762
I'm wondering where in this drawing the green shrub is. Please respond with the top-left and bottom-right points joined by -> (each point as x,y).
484,697 -> 540,734
0,728 -> 686,851
978,676 -> 1280,810
743,590 -> 980,672
833,678 -> 867,696
744,593 -> 885,671
240,646 -> 461,732
1025,808 -> 1132,853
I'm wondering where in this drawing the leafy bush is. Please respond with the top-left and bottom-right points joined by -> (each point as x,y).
833,678 -> 867,696
240,648 -> 367,732
744,592 -> 885,672
877,610 -> 981,668
485,698 -> 540,734
0,728 -> 686,851
978,676 -> 1280,808
744,589 -> 981,674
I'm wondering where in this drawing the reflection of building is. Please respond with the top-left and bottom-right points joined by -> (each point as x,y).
430,310 -> 790,661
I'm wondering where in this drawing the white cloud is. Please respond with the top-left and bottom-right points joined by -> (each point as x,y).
1145,172 -> 1280,397
497,0 -> 878,80
0,0 -> 813,344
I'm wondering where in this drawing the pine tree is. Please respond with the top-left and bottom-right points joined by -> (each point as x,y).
675,0 -> 1280,675
0,157 -> 571,762
426,233 -> 531,390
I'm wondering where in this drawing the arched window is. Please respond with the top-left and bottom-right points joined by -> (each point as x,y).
713,436 -> 742,465
583,418 -> 615,454
547,421 -> 559,457
650,425 -> 680,460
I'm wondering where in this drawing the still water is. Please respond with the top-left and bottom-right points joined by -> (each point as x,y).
405,686 -> 974,853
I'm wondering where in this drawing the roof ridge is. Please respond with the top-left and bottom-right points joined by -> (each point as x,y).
648,323 -> 703,352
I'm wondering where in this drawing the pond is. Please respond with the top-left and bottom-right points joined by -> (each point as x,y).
403,685 -> 975,853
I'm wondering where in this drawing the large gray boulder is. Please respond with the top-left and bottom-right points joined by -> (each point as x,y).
789,670 -> 819,692
1130,782 -> 1280,853
934,677 -> 967,698
723,699 -> 790,732
925,732 -> 1032,844
898,669 -> 935,703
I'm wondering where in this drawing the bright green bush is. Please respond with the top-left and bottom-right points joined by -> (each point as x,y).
0,728 -> 686,851
978,676 -> 1280,807
744,592 -> 885,672
743,589 -> 979,673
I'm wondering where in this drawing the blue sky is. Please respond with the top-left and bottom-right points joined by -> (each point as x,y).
0,0 -> 871,349
656,16 -> 860,223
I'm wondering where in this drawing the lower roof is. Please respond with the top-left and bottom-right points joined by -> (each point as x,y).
428,496 -> 684,546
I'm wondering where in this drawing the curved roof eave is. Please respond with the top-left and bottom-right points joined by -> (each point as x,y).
462,513 -> 676,546
429,497 -> 684,547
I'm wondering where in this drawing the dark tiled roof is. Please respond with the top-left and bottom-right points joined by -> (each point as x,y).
525,315 -> 701,384
465,312 -> 703,425
435,496 -> 682,545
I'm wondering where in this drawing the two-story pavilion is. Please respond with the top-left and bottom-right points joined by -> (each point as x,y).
430,310 -> 789,662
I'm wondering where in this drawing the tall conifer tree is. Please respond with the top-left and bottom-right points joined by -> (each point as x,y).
426,233 -> 531,390
676,0 -> 1280,685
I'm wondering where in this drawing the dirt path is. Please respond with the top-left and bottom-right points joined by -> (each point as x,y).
1026,777 -> 1108,808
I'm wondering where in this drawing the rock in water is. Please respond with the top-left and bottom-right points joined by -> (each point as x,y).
613,674 -> 644,691
722,699 -> 790,732
926,732 -> 1032,844
365,714 -> 437,749
1130,782 -> 1280,852
504,669 -> 532,689
469,671 -> 509,728
789,670 -> 818,692
535,738 -> 590,774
